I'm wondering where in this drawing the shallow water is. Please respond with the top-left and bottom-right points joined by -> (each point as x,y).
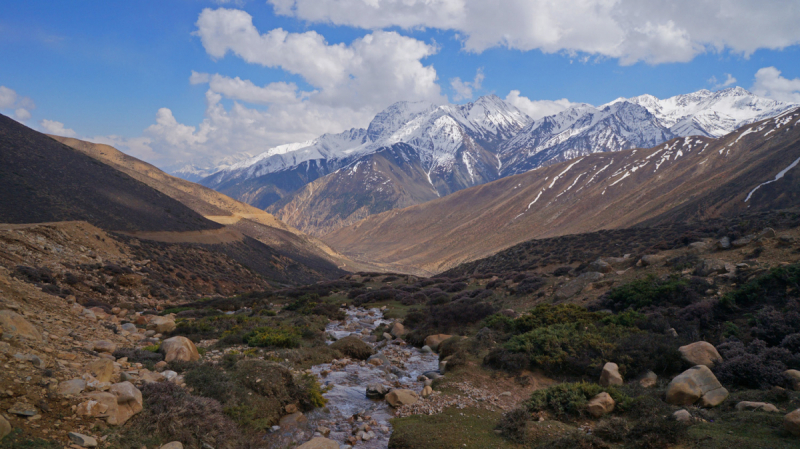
269,306 -> 439,448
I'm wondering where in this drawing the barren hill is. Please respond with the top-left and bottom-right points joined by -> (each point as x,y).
325,108 -> 800,274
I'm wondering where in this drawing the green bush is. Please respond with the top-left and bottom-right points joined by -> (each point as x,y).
524,382 -> 632,418
721,263 -> 800,309
244,326 -> 301,348
513,304 -> 605,334
602,275 -> 705,311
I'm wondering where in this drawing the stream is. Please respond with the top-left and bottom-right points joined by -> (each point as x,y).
267,306 -> 440,448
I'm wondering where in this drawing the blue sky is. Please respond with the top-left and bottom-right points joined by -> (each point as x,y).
2,0 -> 800,169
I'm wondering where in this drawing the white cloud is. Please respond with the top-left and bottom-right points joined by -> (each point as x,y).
450,68 -> 484,101
752,67 -> 800,103
0,85 -> 35,122
268,0 -> 800,65
504,90 -> 581,120
709,73 -> 737,89
191,72 -> 309,105
39,119 -> 77,137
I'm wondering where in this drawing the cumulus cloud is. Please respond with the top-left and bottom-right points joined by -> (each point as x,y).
39,119 -> 77,137
709,73 -> 737,89
504,90 -> 582,120
190,71 -> 309,105
268,0 -> 800,65
752,67 -> 800,103
450,68 -> 484,101
0,85 -> 36,121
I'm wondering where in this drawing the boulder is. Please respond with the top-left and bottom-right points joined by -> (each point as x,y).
786,369 -> 800,391
57,378 -> 86,396
389,322 -> 406,338
735,401 -> 779,412
785,409 -> 800,436
640,254 -> 665,267
161,336 -> 200,363
86,358 -> 115,383
639,371 -> 658,388
147,316 -> 176,333
92,340 -> 117,354
382,332 -> 393,341
8,401 -> 37,417
366,383 -> 390,399
423,334 -> 453,352
279,412 -> 307,429
732,236 -> 753,248
68,432 -> 98,447
717,236 -> 731,250
421,385 -> 433,398
120,323 -> 137,333
0,310 -> 41,340
688,242 -> 710,252
695,259 -> 731,277
587,392 -> 615,418
385,389 -> 419,407
109,381 -> 143,425
589,259 -> 613,273
666,365 -> 729,407
330,335 -> 375,360
759,227 -> 776,239
159,443 -> 184,449
368,353 -> 390,367
297,437 -> 340,449
0,415 -> 10,441
679,341 -> 723,368
599,362 -> 623,387
420,345 -> 433,354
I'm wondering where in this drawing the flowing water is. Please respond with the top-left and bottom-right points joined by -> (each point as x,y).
268,306 -> 439,448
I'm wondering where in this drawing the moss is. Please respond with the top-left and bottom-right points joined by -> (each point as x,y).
389,407 -> 519,449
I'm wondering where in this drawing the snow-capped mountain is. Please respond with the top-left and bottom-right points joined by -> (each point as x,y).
169,152 -> 254,182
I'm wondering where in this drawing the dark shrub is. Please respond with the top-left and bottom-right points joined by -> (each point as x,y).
721,263 -> 800,308
611,333 -> 683,377
601,275 -> 708,311
553,266 -> 572,277
751,303 -> 800,345
329,335 -> 375,360
524,382 -> 631,418
427,297 -> 496,332
714,339 -> 792,389
514,304 -> 605,334
483,348 -> 529,371
113,347 -> 164,366
496,407 -> 529,443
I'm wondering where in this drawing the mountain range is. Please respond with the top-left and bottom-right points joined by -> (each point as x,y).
195,87 -> 796,237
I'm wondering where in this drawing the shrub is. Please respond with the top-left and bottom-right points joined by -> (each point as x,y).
427,297 -> 496,332
611,333 -> 683,377
113,347 -> 164,365
513,304 -> 605,334
329,335 -> 375,360
601,275 -> 708,311
721,263 -> 800,308
714,339 -> 794,389
483,348 -> 530,372
750,303 -> 800,345
244,326 -> 301,348
524,382 -> 631,418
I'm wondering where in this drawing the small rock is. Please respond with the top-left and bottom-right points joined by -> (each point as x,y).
599,362 -> 623,387
279,412 -> 307,429
736,401 -> 779,413
8,401 -> 37,416
732,237 -> 752,248
87,358 -> 115,383
385,389 -> 419,407
785,409 -> 800,436
420,345 -> 433,354
57,378 -> 86,396
589,258 -> 613,273
68,432 -> 98,447
382,332 -> 393,341
421,385 -> 433,398
666,328 -> 678,337
317,426 -> 331,437
423,334 -> 453,352
717,236 -> 731,250
639,371 -> 657,388
296,437 -> 339,449
92,340 -> 117,354
147,316 -> 176,334
159,442 -> 184,449
673,409 -> 692,423
389,322 -> 406,338
786,370 -> 800,391
0,415 -> 10,441
759,228 -> 776,239
120,323 -> 137,333
640,254 -> 665,267
587,392 -> 615,418
366,383 -> 390,399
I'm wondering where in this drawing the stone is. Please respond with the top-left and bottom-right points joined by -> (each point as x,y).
279,412 -> 307,428
667,328 -> 678,337
385,389 -> 419,407
86,358 -> 115,383
695,259 -> 731,277
139,370 -> 166,383
92,340 -> 117,354
147,316 -> 176,333
423,334 -> 453,352
500,309 -> 517,318
0,310 -> 41,340
587,392 -> 615,418
13,353 -> 45,369
159,443 -> 184,449
421,385 -> 433,398
8,401 -> 37,416
155,360 -> 168,371
599,362 -> 623,387
732,237 -> 753,248
296,437 -> 340,449
120,323 -> 137,333
382,332 -> 393,341
368,353 -> 390,367
554,271 -> 604,299
330,335 -> 375,360
0,415 -> 10,441
785,409 -> 800,436
717,236 -> 731,250
57,378 -> 86,396
420,345 -> 433,354
109,381 -> 143,425
679,341 -> 723,368
389,322 -> 406,338
666,365 -> 729,407
366,383 -> 390,399
759,227 -> 776,239
68,432 -> 98,447
640,371 -> 658,388
317,426 -> 331,437
688,241 -> 710,252
735,401 -> 779,412
640,254 -> 665,267
673,409 -> 692,423
161,336 -> 200,363
589,258 -> 613,273
786,370 -> 800,391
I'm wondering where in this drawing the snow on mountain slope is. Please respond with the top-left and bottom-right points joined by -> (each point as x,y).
170,152 -> 254,182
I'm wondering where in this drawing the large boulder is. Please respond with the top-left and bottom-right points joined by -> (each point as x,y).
589,259 -> 613,274
785,409 -> 800,436
666,365 -> 729,407
109,381 -> 143,425
57,378 -> 87,396
330,336 -> 374,360
297,437 -> 339,449
679,341 -> 723,368
587,392 -> 615,418
0,310 -> 41,340
423,334 -> 453,352
639,254 -> 665,267
161,336 -> 200,363
599,362 -> 623,387
385,389 -> 419,407
86,358 -> 115,383
147,316 -> 176,333
695,259 -> 732,277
